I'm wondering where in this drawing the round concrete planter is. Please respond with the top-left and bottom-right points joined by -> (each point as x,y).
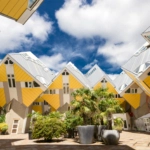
97,125 -> 107,141
77,125 -> 95,144
101,130 -> 120,145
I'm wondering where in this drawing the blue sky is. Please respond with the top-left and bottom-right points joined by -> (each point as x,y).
0,0 -> 150,79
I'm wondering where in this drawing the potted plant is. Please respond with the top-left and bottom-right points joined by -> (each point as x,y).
71,88 -> 99,144
113,117 -> 124,133
97,89 -> 124,145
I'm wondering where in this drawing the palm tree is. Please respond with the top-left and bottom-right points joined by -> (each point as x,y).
71,88 -> 99,125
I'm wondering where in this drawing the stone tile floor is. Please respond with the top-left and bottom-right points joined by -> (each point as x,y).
0,131 -> 149,150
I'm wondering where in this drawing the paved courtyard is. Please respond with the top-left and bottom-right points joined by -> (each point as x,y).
0,131 -> 149,150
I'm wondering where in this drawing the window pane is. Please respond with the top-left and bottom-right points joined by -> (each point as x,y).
12,129 -> 17,133
33,81 -> 40,87
50,90 -> 52,94
135,89 -> 137,93
67,87 -> 69,94
66,72 -> 69,75
25,82 -> 28,87
28,0 -> 37,8
4,60 -> 8,64
53,90 -> 55,94
12,79 -> 16,87
14,120 -> 18,123
9,60 -> 13,64
8,79 -> 11,87
63,87 -> 66,94
62,72 -> 65,75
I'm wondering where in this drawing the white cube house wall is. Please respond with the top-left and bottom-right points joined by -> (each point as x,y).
112,113 -> 131,130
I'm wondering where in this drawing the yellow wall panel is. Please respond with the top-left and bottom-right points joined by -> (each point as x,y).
14,64 -> 33,81
2,0 -> 18,15
0,88 -> 6,107
8,0 -> 27,18
107,82 -> 117,94
35,97 -> 44,102
94,82 -> 102,90
0,64 -> 7,81
143,76 -> 150,88
115,98 -> 125,104
0,0 -> 10,12
123,94 -> 140,109
32,106 -> 42,113
42,94 -> 60,110
22,88 -> 43,107
13,0 -> 28,19
69,74 -> 83,89
49,75 -> 63,89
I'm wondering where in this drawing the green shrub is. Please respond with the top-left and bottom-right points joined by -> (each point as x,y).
0,115 -> 5,123
0,123 -> 8,134
32,115 -> 66,141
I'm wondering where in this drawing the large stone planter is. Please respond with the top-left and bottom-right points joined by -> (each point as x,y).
77,125 -> 95,144
101,130 -> 120,145
97,125 -> 107,141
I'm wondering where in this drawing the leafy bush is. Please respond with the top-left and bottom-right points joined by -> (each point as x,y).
32,113 -> 66,141
113,117 -> 124,131
0,114 -> 5,123
0,123 -> 8,134
64,111 -> 83,130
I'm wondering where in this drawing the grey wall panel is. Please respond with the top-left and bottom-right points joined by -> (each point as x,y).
16,82 -> 23,103
59,89 -> 63,107
3,82 -> 10,103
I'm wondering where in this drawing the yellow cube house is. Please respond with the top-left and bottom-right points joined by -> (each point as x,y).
0,0 -> 44,24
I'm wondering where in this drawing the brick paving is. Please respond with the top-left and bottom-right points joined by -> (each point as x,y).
0,131 -> 149,150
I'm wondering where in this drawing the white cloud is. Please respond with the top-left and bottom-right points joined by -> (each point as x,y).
39,53 -> 67,71
108,74 -> 119,81
0,12 -> 53,53
82,59 -> 98,70
56,0 -> 150,66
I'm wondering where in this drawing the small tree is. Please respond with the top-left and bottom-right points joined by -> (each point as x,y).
71,88 -> 99,125
32,112 -> 66,141
97,88 -> 124,129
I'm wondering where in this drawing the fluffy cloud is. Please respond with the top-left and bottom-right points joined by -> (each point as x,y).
0,12 -> 53,53
82,59 -> 98,70
56,0 -> 150,66
39,53 -> 67,71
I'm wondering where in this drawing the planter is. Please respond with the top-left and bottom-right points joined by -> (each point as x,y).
77,125 -> 95,144
101,130 -> 120,145
97,125 -> 107,141
28,131 -> 32,140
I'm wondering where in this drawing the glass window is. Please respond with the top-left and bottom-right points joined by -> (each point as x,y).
33,81 -> 40,87
28,0 -> 37,8
8,74 -> 15,88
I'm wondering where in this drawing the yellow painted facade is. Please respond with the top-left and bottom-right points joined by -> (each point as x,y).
42,94 -> 60,110
123,94 -> 140,109
143,76 -> 150,88
0,88 -> 6,107
22,88 -> 43,107
94,82 -> 102,90
69,74 -> 83,89
49,75 -> 63,89
0,64 -> 7,81
32,105 -> 42,113
107,82 -> 117,94
14,64 -> 33,81
0,0 -> 28,20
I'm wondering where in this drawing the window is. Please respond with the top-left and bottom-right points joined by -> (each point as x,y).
8,74 -> 16,88
49,89 -> 55,94
131,88 -> 137,93
33,102 -> 39,105
11,120 -> 19,134
148,72 -> 150,76
44,101 -> 48,105
33,81 -> 40,87
125,88 -> 130,93
63,83 -> 69,94
25,82 -> 32,88
101,78 -> 107,83
115,94 -> 122,98
62,70 -> 69,76
28,0 -> 37,8
4,58 -> 13,65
